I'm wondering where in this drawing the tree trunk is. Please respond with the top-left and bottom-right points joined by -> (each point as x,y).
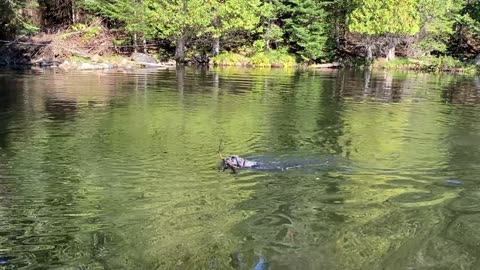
133,32 -> 138,53
176,0 -> 187,63
366,44 -> 373,62
212,36 -> 220,56
210,12 -> 221,56
386,46 -> 395,61
334,19 -> 340,49
141,0 -> 146,54
133,7 -> 138,53
175,34 -> 185,63
264,21 -> 271,51
71,3 -> 76,24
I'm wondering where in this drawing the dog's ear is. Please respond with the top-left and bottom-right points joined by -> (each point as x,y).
222,157 -> 238,174
230,156 -> 240,167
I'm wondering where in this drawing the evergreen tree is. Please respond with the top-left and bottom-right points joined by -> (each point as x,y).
462,0 -> 480,32
455,0 -> 480,55
83,0 -> 148,51
0,0 -> 36,38
38,0 -> 77,26
324,0 -> 353,53
0,0 -> 22,38
259,0 -> 284,51
283,0 -> 329,61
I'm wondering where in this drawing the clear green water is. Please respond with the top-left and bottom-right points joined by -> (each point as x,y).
0,67 -> 480,269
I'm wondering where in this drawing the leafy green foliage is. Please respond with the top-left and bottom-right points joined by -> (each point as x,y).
261,23 -> 284,49
251,49 -> 296,66
253,39 -> 266,52
143,0 -> 212,60
83,0 -> 147,36
0,0 -> 36,38
2,0 -> 480,65
17,22 -> 40,35
69,23 -> 101,42
283,0 -> 329,61
414,0 -> 463,54
213,49 -> 295,67
207,0 -> 264,37
213,52 -> 251,65
379,56 -> 477,73
458,0 -> 480,34
349,0 -> 420,35
348,0 -> 420,61
143,0 -> 211,38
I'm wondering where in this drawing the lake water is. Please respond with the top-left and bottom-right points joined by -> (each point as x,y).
0,67 -> 480,269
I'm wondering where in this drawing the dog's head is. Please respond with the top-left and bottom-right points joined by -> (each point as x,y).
221,155 -> 245,171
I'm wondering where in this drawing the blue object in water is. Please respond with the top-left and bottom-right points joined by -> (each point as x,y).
0,257 -> 9,264
445,179 -> 462,185
254,257 -> 267,270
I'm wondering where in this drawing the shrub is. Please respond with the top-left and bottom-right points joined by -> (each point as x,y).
378,56 -> 478,73
213,49 -> 296,67
212,52 -> 250,66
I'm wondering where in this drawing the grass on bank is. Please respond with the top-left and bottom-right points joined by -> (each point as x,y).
69,54 -> 125,64
376,56 -> 478,73
213,49 -> 296,67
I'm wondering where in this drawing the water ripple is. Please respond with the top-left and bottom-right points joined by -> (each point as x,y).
0,68 -> 478,269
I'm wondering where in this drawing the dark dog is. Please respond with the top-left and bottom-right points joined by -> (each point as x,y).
221,155 -> 258,173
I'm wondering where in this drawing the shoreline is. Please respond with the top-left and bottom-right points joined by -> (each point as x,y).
1,34 -> 477,73
0,50 -> 478,75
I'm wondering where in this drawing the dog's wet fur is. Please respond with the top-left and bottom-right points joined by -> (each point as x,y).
221,155 -> 258,173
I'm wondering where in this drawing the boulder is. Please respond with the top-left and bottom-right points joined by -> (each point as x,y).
78,63 -> 96,70
76,62 -> 115,70
101,63 -> 115,69
58,60 -> 70,70
131,53 -> 157,64
91,54 -> 101,63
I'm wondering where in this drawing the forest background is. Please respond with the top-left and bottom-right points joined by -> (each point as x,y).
2,0 -> 480,69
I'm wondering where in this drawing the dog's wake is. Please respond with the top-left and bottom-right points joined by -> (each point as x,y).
220,155 -> 341,174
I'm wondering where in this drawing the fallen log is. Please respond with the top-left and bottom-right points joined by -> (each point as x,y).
133,61 -> 170,68
311,62 -> 342,68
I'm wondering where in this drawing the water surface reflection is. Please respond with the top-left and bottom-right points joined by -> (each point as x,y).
0,67 -> 479,269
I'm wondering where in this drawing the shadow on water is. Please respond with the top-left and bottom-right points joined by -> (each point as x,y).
0,72 -> 26,149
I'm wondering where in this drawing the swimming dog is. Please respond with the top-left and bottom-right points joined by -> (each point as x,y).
221,155 -> 258,173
